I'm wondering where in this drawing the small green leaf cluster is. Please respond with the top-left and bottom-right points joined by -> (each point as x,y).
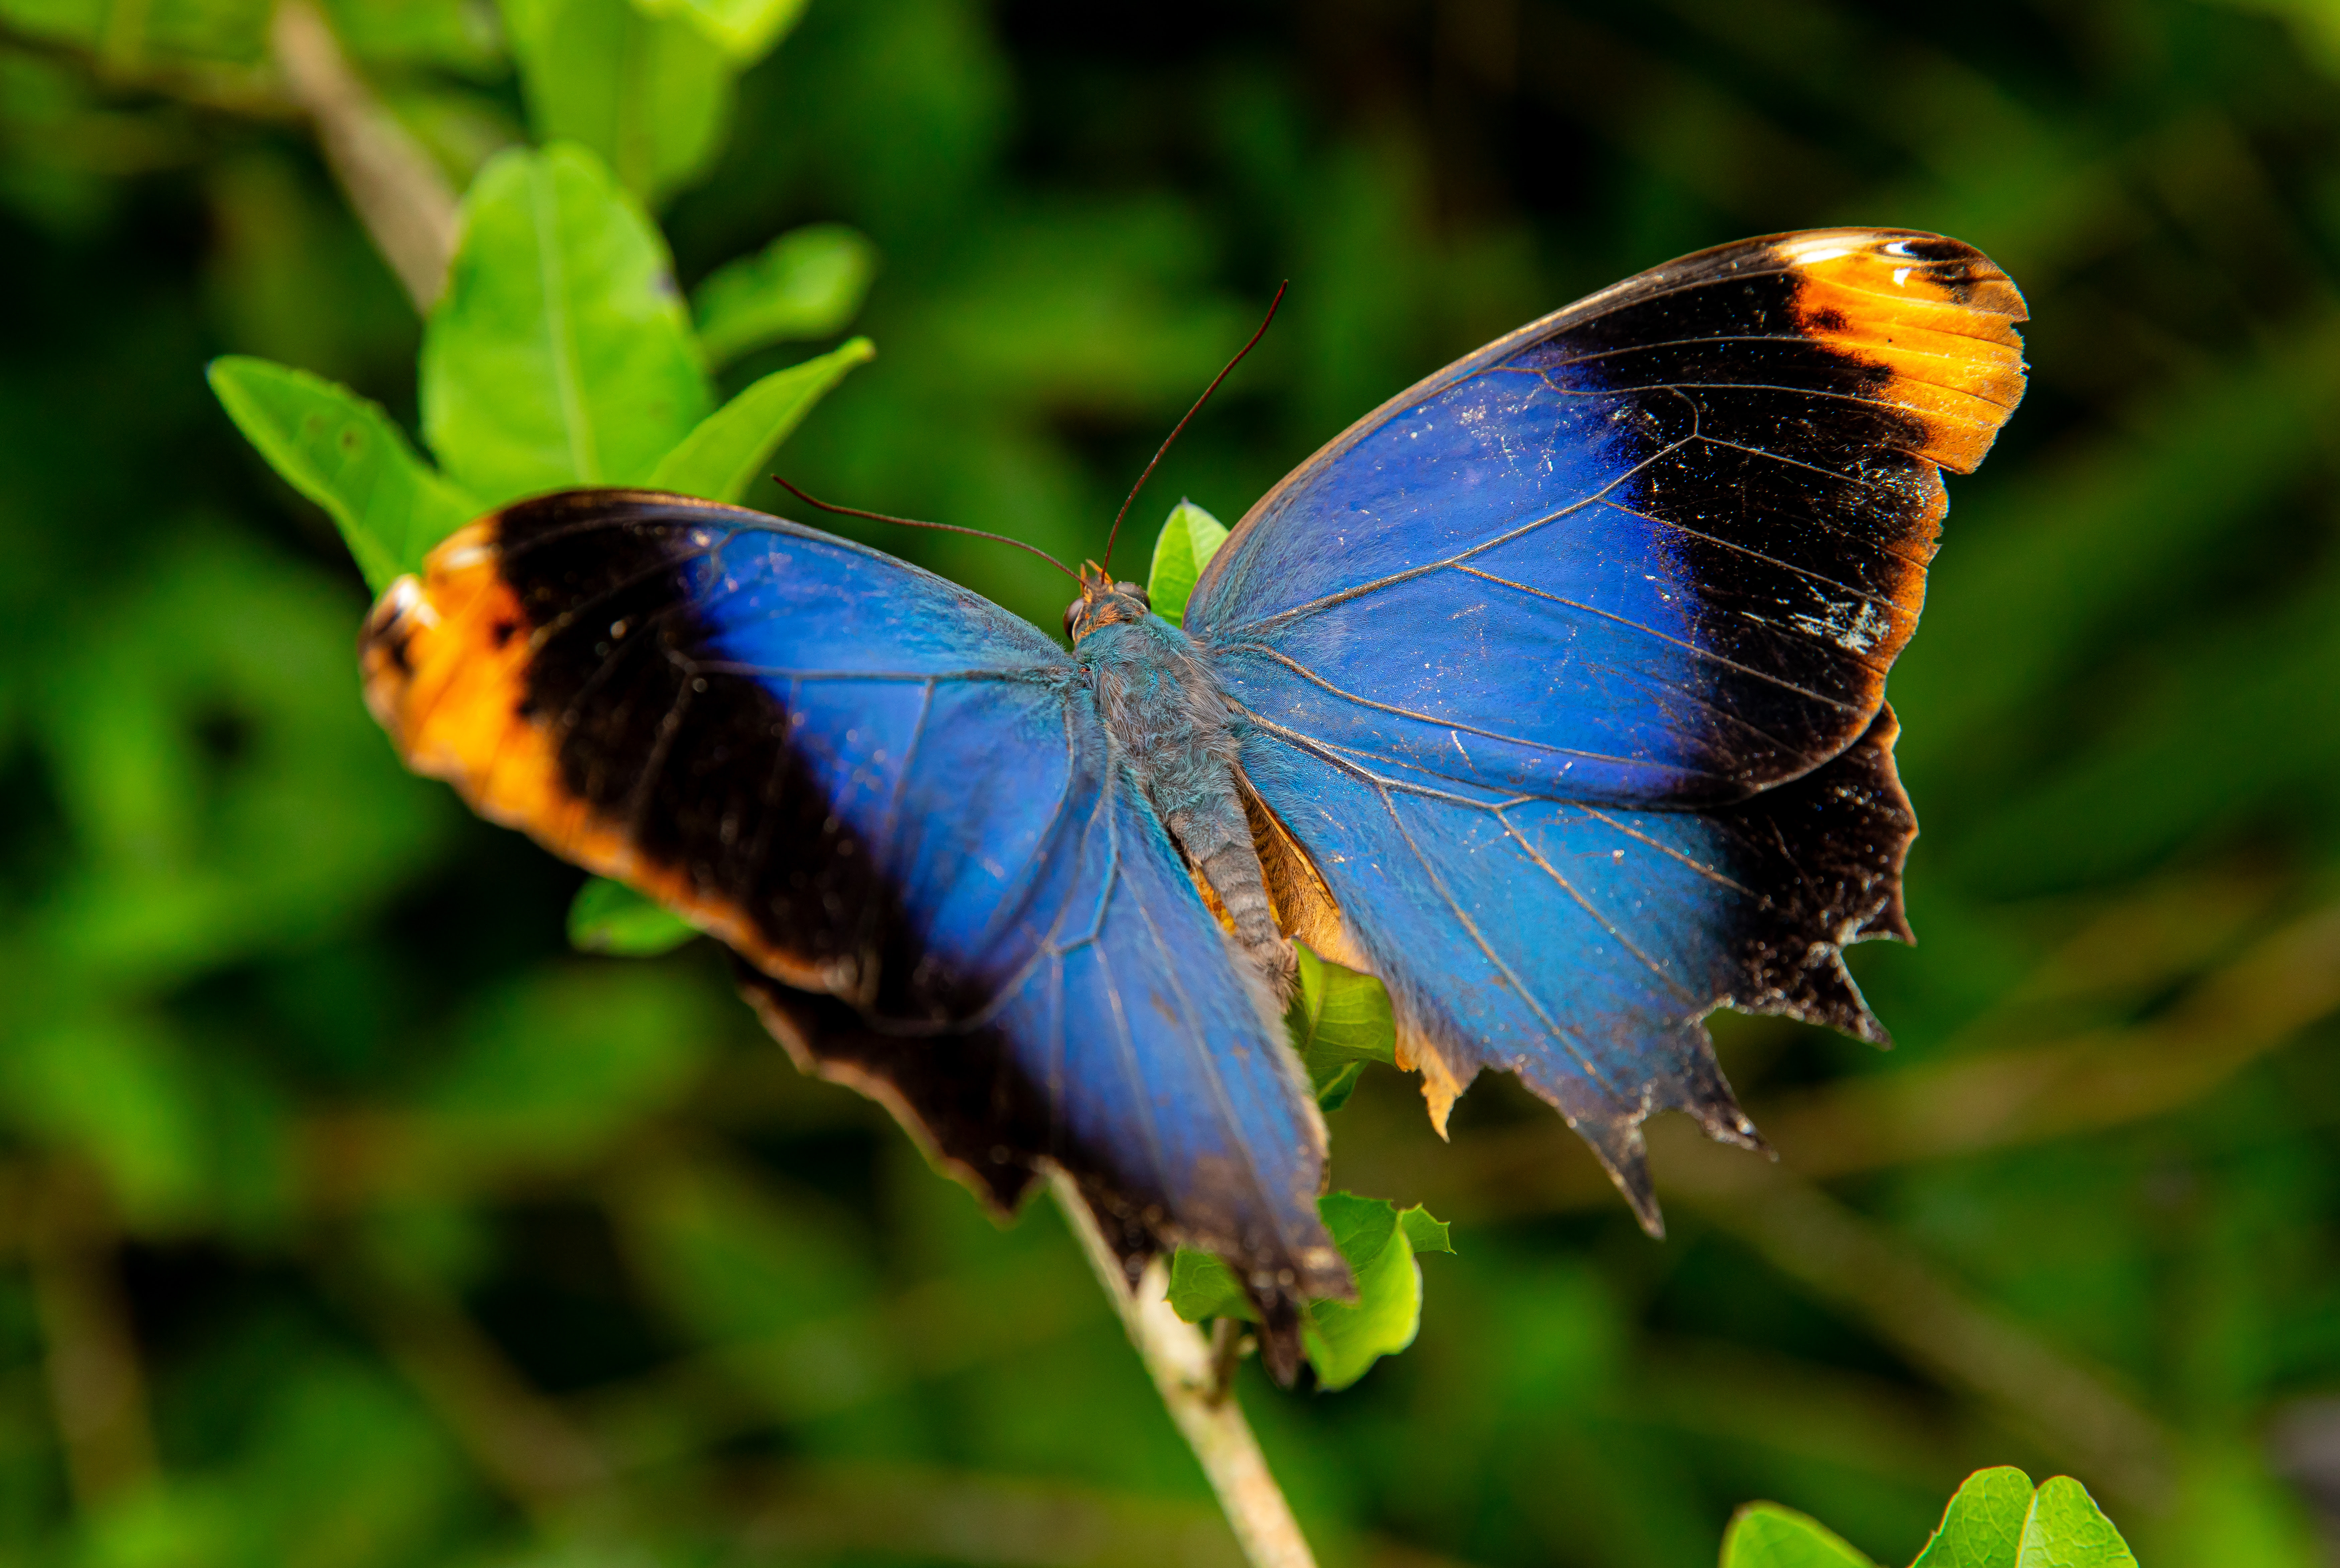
1725,1468 -> 2138,1568
1167,1192 -> 1453,1391
213,141 -> 871,595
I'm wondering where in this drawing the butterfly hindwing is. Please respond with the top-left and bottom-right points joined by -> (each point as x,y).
361,491 -> 1344,1355
1243,704 -> 1915,1223
1191,230 -> 2023,1219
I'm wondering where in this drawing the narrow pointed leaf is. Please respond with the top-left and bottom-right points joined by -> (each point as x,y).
648,337 -> 874,503
1146,499 -> 1228,627
208,356 -> 477,591
693,223 -> 878,367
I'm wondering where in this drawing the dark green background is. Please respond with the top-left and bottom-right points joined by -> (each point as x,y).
4,0 -> 2339,1563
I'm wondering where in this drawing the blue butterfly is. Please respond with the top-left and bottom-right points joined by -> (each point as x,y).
360,229 -> 2026,1380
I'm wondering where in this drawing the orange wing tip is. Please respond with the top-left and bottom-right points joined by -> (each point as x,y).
358,515 -> 845,999
1777,231 -> 2029,476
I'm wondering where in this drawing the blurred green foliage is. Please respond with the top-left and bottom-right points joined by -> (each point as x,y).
8,1 -> 2340,1566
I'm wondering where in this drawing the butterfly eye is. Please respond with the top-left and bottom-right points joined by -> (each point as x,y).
1125,583 -> 1151,608
1063,601 -> 1082,638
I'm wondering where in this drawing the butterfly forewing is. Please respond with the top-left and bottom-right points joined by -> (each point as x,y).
361,491 -> 1345,1366
1189,229 -> 2024,806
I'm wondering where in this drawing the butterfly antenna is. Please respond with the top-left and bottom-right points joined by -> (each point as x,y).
1099,280 -> 1288,577
770,476 -> 1082,585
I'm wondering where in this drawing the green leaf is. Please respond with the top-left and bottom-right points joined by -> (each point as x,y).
1318,1189 -> 1399,1264
1284,941 -> 1397,1110
503,0 -> 733,204
1301,1191 -> 1449,1391
2017,1478 -> 2137,1568
1910,1467 -> 2035,1568
208,357 -> 478,591
1145,499 -> 1230,627
422,142 -> 712,504
1719,1504 -> 1878,1568
647,337 -> 875,503
693,224 -> 879,368
1397,1204 -> 1453,1256
1165,1249 -> 1256,1324
634,0 -> 811,66
566,876 -> 699,956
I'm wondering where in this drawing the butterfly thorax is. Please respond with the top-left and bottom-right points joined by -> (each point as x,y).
1071,581 -> 1294,996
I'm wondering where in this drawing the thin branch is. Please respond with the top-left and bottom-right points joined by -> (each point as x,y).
326,1245 -> 610,1522
269,0 -> 458,310
1048,1172 -> 1318,1568
25,1162 -> 155,1509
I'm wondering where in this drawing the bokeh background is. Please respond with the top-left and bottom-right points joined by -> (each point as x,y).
6,0 -> 2340,1563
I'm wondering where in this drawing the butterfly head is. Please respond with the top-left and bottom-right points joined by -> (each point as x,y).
1064,560 -> 1151,642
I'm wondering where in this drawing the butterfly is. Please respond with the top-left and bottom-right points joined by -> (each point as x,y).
359,229 -> 2026,1381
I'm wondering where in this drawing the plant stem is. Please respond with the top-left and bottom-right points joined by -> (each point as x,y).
25,1163 -> 154,1510
270,0 -> 458,310
1049,1173 -> 1318,1568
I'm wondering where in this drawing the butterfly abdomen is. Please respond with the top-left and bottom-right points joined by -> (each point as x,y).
1079,615 -> 1296,995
